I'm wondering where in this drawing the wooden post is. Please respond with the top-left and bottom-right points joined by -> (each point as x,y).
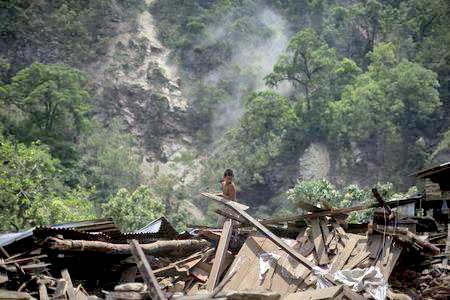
201,193 -> 337,285
206,219 -> 234,291
372,188 -> 392,215
129,239 -> 166,300
61,269 -> 76,300
310,219 -> 329,265
38,282 -> 49,300
208,267 -> 239,299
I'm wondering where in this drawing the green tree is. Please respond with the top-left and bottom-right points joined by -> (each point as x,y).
3,63 -> 91,162
0,134 -> 94,232
101,186 -> 165,232
77,118 -> 141,202
329,43 -> 440,179
287,179 -> 342,208
265,28 -> 338,111
218,91 -> 298,185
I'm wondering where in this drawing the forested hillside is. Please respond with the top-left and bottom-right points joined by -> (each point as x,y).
1,0 -> 449,231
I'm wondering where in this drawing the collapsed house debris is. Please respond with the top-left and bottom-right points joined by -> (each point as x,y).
0,164 -> 449,300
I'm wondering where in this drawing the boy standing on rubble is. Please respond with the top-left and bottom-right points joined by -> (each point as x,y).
215,169 -> 236,227
220,169 -> 236,201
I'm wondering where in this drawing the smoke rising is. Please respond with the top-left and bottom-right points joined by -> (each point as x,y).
200,6 -> 292,138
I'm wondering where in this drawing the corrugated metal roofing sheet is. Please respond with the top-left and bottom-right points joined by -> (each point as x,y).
0,228 -> 35,247
0,218 -> 120,247
414,162 -> 450,178
135,216 -> 177,235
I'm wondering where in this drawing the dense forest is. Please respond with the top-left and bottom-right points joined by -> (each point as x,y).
0,0 -> 449,232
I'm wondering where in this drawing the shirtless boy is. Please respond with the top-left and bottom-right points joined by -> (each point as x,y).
220,169 -> 236,201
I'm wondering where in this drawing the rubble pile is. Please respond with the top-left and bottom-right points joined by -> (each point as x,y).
0,162 -> 449,300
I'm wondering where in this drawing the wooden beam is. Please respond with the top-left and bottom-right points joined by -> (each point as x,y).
201,193 -> 249,210
61,269 -> 76,300
372,188 -> 392,215
153,252 -> 203,277
444,226 -> 450,268
206,219 -> 234,291
129,239 -> 166,300
374,225 -> 440,254
0,246 -> 10,258
45,237 -> 208,257
0,290 -> 33,299
208,267 -> 239,299
38,282 -> 49,300
54,279 -> 67,298
297,200 -> 326,212
330,235 -> 361,273
214,209 -> 246,224
343,251 -> 370,270
201,193 -> 336,285
310,219 -> 329,265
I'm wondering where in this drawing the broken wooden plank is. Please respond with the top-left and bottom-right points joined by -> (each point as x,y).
153,252 -> 203,277
74,285 -> 89,300
201,192 -> 249,210
201,193 -> 336,285
343,251 -> 370,270
283,285 -> 344,300
0,247 -> 10,259
105,291 -> 147,300
208,267 -> 239,299
129,239 -> 166,300
4,255 -> 47,265
214,209 -> 245,224
297,201 -> 327,212
61,269 -> 76,300
378,241 -> 402,280
330,234 -> 361,273
321,221 -> 333,246
206,219 -> 234,291
341,286 -> 366,300
54,279 -> 67,298
372,188 -> 392,215
444,225 -> 450,268
0,289 -> 33,299
38,282 -> 49,300
334,224 -> 349,245
310,219 -> 329,265
374,225 -> 440,254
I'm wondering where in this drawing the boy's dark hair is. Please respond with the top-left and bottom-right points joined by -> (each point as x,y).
224,169 -> 234,178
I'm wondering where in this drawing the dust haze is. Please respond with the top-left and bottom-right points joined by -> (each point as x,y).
201,7 -> 292,138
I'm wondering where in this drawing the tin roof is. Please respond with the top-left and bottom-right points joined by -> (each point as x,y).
0,218 -> 120,247
135,216 -> 178,235
414,162 -> 450,179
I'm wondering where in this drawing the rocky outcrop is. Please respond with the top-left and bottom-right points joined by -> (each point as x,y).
87,0 -> 192,165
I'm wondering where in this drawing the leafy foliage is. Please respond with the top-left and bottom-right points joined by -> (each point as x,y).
287,179 -> 419,223
215,91 -> 298,186
0,134 -> 94,232
265,28 -> 338,110
0,0 -> 144,67
101,186 -> 165,232
1,63 -> 91,162
329,43 -> 440,178
77,119 -> 141,202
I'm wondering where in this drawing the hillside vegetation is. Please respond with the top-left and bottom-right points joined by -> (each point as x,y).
0,0 -> 449,230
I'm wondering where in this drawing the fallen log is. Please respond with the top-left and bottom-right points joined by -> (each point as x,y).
44,237 -> 210,257
374,226 -> 440,255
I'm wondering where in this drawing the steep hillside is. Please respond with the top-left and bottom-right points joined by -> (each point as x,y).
1,0 -> 449,230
